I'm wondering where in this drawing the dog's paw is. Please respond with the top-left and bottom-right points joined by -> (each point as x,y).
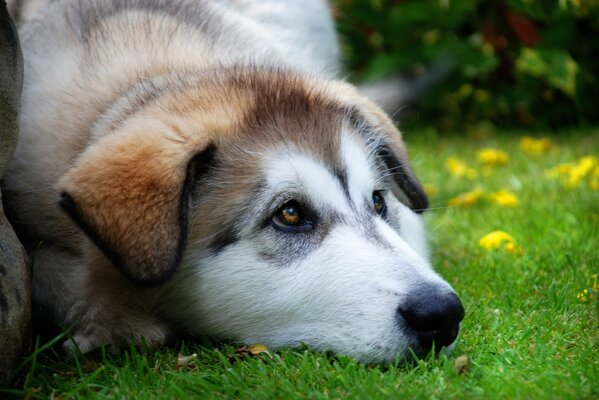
63,314 -> 170,354
63,332 -> 104,354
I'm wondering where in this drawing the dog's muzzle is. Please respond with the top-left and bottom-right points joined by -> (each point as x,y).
398,288 -> 465,351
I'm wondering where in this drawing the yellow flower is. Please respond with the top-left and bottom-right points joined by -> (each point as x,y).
504,241 -> 524,255
479,230 -> 520,253
545,163 -> 570,180
445,157 -> 477,179
577,274 -> 598,302
448,188 -> 483,207
519,136 -> 552,155
565,168 -> 584,187
545,155 -> 598,188
577,290 -> 592,302
567,155 -> 597,187
423,183 -> 439,197
477,148 -> 508,166
577,155 -> 597,176
487,190 -> 518,207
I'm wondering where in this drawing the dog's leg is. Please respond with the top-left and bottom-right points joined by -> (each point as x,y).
30,244 -> 87,327
31,243 -> 169,353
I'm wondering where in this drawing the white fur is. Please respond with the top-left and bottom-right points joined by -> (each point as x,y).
7,0 -> 460,362
340,131 -> 377,208
264,150 -> 353,216
159,129 -> 456,363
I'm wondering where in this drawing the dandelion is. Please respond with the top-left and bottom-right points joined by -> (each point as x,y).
479,230 -> 514,250
423,183 -> 439,197
577,289 -> 594,303
504,241 -> 524,255
448,188 -> 483,207
487,190 -> 518,207
577,155 -> 597,176
576,274 -> 598,303
477,148 -> 508,166
479,230 -> 522,254
519,136 -> 552,155
545,155 -> 598,188
446,157 -> 477,179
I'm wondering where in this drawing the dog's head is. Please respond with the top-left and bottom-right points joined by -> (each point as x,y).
59,68 -> 464,363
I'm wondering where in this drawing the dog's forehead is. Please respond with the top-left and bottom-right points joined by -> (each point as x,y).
208,74 -> 399,212
261,127 -> 379,214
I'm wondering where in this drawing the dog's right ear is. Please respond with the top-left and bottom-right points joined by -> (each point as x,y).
58,129 -> 215,286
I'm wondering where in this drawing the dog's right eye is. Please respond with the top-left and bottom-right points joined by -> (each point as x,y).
270,201 -> 314,233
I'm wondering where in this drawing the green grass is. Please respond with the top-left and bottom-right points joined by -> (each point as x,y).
3,129 -> 598,399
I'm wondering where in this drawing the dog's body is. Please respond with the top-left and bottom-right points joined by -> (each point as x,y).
3,0 -> 464,363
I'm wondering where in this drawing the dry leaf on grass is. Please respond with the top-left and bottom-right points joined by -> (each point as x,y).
454,355 -> 470,375
176,353 -> 198,370
229,344 -> 272,362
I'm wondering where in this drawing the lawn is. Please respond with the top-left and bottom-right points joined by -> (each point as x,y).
3,129 -> 598,399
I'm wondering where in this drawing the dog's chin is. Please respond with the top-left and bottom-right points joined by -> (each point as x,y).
346,335 -> 461,365
401,338 -> 460,363
250,333 -> 436,365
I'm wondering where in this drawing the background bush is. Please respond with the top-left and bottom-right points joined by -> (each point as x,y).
333,0 -> 599,132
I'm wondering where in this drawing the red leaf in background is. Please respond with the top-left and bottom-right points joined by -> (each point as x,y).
482,21 -> 509,51
504,10 -> 540,46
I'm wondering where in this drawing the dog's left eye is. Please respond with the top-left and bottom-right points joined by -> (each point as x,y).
270,201 -> 314,233
372,191 -> 387,218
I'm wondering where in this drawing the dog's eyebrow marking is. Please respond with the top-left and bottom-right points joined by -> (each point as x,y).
332,168 -> 351,206
264,150 -> 353,216
340,131 -> 377,208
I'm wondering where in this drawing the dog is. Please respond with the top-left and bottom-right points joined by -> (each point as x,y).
3,0 -> 464,363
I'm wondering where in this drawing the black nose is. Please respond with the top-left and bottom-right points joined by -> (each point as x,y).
398,290 -> 465,350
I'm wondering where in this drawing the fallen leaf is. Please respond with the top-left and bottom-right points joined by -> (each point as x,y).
177,353 -> 197,367
454,355 -> 470,375
235,344 -> 271,357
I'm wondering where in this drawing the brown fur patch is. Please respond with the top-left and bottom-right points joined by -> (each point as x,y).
59,124 -> 213,285
58,67 -> 425,287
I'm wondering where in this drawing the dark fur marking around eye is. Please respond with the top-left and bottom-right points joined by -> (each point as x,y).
209,229 -> 239,255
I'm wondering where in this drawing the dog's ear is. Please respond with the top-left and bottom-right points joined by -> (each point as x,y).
344,95 -> 429,213
59,130 -> 215,285
377,141 -> 428,213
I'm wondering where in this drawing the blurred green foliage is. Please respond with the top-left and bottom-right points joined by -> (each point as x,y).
333,0 -> 599,131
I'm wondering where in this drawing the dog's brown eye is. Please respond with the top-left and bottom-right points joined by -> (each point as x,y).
373,191 -> 387,217
270,201 -> 314,232
278,204 -> 301,226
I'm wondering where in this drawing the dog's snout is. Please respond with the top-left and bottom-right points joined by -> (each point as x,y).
399,290 -> 465,350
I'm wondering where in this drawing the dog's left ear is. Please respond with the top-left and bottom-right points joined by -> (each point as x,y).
377,140 -> 429,213
58,130 -> 215,286
347,100 -> 429,213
